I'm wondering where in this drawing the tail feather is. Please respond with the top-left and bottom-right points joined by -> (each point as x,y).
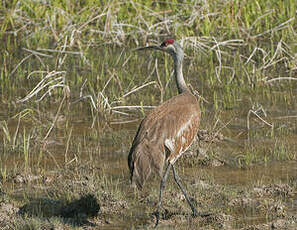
128,138 -> 156,189
131,152 -> 151,189
128,130 -> 165,189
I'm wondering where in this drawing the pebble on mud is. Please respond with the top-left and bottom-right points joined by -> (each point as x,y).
0,203 -> 19,225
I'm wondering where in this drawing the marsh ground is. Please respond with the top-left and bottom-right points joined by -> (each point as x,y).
1,0 -> 297,229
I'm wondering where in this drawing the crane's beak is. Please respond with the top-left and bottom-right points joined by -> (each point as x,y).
134,45 -> 163,52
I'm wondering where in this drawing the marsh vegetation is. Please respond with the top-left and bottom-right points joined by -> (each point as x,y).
0,0 -> 296,229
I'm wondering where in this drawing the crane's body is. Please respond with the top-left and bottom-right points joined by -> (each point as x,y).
128,90 -> 200,188
128,40 -> 203,227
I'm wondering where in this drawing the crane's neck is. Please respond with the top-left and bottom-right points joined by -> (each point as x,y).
173,53 -> 189,94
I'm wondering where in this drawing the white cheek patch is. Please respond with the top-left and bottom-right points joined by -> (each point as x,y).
168,44 -> 175,52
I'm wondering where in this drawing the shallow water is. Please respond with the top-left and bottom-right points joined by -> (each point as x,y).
0,46 -> 296,228
206,161 -> 297,186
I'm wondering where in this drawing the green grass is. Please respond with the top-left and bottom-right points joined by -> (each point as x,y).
1,0 -> 296,115
0,0 -> 297,229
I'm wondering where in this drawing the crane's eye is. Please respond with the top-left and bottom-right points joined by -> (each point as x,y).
161,39 -> 174,47
160,41 -> 167,47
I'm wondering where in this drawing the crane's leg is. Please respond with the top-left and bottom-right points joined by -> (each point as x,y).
172,165 -> 197,217
154,163 -> 172,228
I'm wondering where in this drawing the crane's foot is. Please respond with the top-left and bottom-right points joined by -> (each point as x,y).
153,210 -> 160,228
189,208 -> 212,218
153,209 -> 211,228
192,208 -> 198,217
197,211 -> 212,217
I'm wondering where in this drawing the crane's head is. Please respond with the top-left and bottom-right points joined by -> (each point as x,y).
136,39 -> 183,58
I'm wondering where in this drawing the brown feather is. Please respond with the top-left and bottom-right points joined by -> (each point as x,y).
128,91 -> 200,189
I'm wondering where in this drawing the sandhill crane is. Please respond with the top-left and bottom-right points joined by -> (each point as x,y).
128,39 -> 203,227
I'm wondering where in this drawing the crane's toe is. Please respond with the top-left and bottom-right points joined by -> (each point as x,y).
192,208 -> 198,217
198,211 -> 212,217
153,211 -> 161,228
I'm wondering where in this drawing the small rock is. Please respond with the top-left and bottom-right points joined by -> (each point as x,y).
271,219 -> 287,229
211,158 -> 224,167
